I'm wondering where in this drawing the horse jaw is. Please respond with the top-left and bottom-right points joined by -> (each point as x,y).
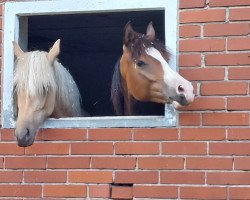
146,47 -> 195,108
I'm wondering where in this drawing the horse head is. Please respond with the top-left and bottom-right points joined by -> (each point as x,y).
13,40 -> 60,147
120,22 -> 194,111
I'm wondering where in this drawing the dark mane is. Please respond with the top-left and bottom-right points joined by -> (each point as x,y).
111,57 -> 124,115
126,33 -> 170,61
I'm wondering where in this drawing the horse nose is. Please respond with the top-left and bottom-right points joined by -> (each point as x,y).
15,128 -> 32,147
178,85 -> 185,93
177,84 -> 195,104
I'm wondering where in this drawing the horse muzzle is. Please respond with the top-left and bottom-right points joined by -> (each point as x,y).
15,128 -> 35,147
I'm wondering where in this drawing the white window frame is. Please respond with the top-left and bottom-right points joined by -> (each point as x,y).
2,0 -> 178,128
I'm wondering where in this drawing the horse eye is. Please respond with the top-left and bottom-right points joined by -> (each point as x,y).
137,60 -> 146,67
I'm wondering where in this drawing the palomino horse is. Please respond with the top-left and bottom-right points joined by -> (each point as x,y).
111,22 -> 194,115
13,39 -> 83,147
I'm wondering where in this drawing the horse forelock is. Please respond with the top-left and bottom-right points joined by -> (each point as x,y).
126,33 -> 169,61
14,50 -> 82,117
14,51 -> 57,98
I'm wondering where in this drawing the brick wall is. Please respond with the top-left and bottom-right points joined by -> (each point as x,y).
0,0 -> 250,199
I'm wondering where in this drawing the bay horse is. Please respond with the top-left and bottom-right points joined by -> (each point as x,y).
111,22 -> 194,115
13,39 -> 83,147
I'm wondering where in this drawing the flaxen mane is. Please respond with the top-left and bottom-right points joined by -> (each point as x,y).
14,50 -> 81,117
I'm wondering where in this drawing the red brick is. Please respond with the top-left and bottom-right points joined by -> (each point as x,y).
180,38 -> 226,52
115,142 -> 159,155
179,0 -> 206,8
1,129 -> 14,141
138,157 -> 184,170
228,128 -> 250,140
209,143 -> 250,155
134,128 -> 178,141
180,68 -> 225,81
228,37 -> 250,51
179,53 -> 201,67
0,171 -> 23,183
44,185 -> 86,198
179,25 -> 201,38
115,171 -> 158,184
25,143 -> 69,155
180,9 -> 226,23
229,187 -> 250,199
39,129 -> 86,141
181,187 -> 226,199
179,113 -> 200,126
201,82 -> 248,95
24,171 -> 66,183
0,185 -> 41,198
5,157 -> 46,169
181,128 -> 226,141
88,128 -> 132,141
180,97 -> 225,111
0,157 -> 3,168
91,157 -> 136,169
111,186 -> 133,199
203,113 -> 249,126
230,8 -> 250,21
133,186 -> 178,199
71,142 -> 113,155
47,157 -> 90,169
161,171 -> 205,184
210,0 -> 250,7
227,97 -> 250,110
204,23 -> 249,37
0,143 -> 24,155
234,157 -> 250,170
207,172 -> 250,185
186,157 -> 233,170
162,142 -> 207,155
205,53 -> 250,66
69,171 -> 113,183
229,67 -> 250,80
89,185 -> 110,198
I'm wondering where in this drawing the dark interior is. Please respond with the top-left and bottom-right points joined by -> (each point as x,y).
28,10 -> 165,116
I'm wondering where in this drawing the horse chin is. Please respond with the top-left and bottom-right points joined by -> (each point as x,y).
172,101 -> 184,110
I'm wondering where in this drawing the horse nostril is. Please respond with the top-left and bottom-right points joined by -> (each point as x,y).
178,85 -> 185,93
26,128 -> 30,137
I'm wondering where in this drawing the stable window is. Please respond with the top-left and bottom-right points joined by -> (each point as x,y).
3,0 -> 178,128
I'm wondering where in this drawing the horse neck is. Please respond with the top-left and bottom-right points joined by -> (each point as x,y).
121,79 -> 133,115
51,61 -> 82,118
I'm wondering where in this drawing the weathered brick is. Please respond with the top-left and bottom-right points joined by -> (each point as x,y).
68,171 -> 113,183
181,187 -> 226,199
161,171 -> 205,184
204,23 -> 249,37
44,185 -> 86,198
180,9 -> 226,23
203,113 -> 249,126
133,186 -> 178,199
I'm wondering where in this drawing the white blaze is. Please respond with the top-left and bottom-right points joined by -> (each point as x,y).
146,47 -> 177,85
146,47 -> 195,107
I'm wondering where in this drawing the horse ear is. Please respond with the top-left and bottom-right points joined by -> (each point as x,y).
13,41 -> 24,58
124,21 -> 136,46
48,39 -> 60,62
146,22 -> 155,40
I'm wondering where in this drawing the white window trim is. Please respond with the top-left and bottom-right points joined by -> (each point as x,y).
2,0 -> 178,128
